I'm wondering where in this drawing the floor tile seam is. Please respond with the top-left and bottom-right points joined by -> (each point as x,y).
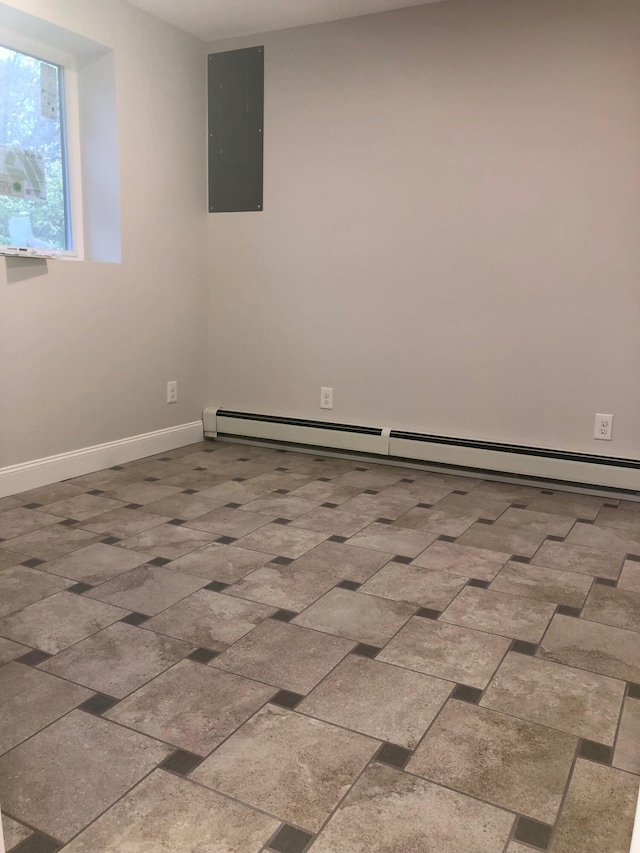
565,608 -> 640,637
0,694 -> 98,762
422,602 -> 553,646
0,811 -> 56,847
83,567 -> 214,617
486,575 -> 594,610
543,735 -> 584,851
0,580 -> 86,621
397,682 -> 457,760
33,498 -> 130,522
0,529 -> 106,562
497,557 -> 609,586
181,513 -> 278,538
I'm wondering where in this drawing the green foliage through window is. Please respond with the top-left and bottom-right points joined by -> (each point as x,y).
0,44 -> 69,250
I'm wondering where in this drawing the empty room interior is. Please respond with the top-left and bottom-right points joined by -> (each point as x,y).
0,0 -> 639,851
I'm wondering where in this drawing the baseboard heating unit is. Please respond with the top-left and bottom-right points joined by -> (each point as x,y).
202,407 -> 640,495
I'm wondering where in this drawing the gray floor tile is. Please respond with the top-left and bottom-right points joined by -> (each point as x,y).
67,469 -> 139,490
289,506 -> 374,537
143,589 -> 274,649
581,584 -> 640,632
310,763 -> 514,853
196,479 -> 273,505
114,523 -> 216,560
595,506 -> 640,534
338,490 -> 422,520
618,558 -> 640,593
13,482 -> 86,505
393,505 -> 479,537
0,591 -> 124,653
532,540 -> 623,579
0,662 -> 91,754
1,816 -> 31,850
59,770 -> 279,853
348,522 -> 437,557
294,588 -> 415,646
241,494 -> 324,519
552,759 -> 639,853
103,481 -> 183,505
168,541 -> 273,582
412,539 -> 508,580
286,480 -> 364,506
287,540 -> 391,582
565,522 -> 640,555
212,619 -> 353,694
235,523 -> 328,559
185,506 -> 275,537
408,700 -> 577,822
431,491 -> 511,521
466,481 -> 540,503
192,704 -> 378,831
0,525 -> 98,561
457,523 -> 546,558
40,622 -> 192,698
41,494 -> 124,521
0,636 -> 29,665
227,561 -> 339,611
481,652 -> 625,744
332,468 -> 403,490
0,549 -> 26,571
299,655 -> 452,748
490,560 -> 592,608
0,711 -> 171,841
81,507 -> 170,538
539,614 -> 640,682
86,564 -> 208,615
106,659 -> 274,754
42,542 -> 151,584
496,507 -> 576,537
614,696 -> 640,774
0,508 -> 61,540
378,617 -> 510,688
440,587 -> 556,643
527,492 -> 605,520
360,563 -> 466,609
139,491 -> 227,519
0,565 -> 70,617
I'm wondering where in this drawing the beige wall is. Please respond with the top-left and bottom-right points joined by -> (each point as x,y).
0,0 -> 208,467
206,0 -> 640,459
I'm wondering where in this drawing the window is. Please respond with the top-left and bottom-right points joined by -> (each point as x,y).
0,43 -> 71,252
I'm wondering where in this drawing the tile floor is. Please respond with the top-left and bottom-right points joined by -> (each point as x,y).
0,440 -> 639,853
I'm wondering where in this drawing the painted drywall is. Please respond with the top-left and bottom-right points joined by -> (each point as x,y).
206,0 -> 640,459
0,0 -> 208,467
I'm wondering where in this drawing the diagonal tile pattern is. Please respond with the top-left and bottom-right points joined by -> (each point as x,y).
0,439 -> 637,852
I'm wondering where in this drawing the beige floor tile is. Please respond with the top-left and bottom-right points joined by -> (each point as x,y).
241,494 -> 324,519
0,662 -> 91,754
466,481 -> 540,502
394,506 -> 478,537
310,763 -> 514,853
0,636 -> 29,665
338,490 -> 422,520
618,558 -> 640,593
0,711 -> 171,842
59,770 -> 279,853
227,562 -> 339,612
496,507 -> 576,537
431,492 -> 511,520
1,816 -> 31,850
139,491 -> 227,519
532,540 -> 623,579
299,655 -> 452,748
143,589 -> 274,650
235,523 -> 328,559
0,565 -> 70,617
192,704 -> 378,831
40,622 -> 192,698
0,549 -> 26,571
0,591 -> 124,653
86,564 -> 208,615
360,563 -> 465,609
581,584 -> 640,632
212,619 -> 353,694
13,482 -> 85,505
481,652 -> 625,744
168,541 -> 273,582
378,617 -> 510,689
42,542 -> 150,584
440,586 -> 556,643
106,659 -> 274,754
412,539 -> 508,580
103,481 -> 183,505
490,560 -> 592,608
595,506 -> 640,534
614,696 -> 640,774
565,522 -> 640,555
294,588 -> 415,646
408,700 -> 577,823
527,492 -> 605,520
332,468 -> 403,490
348,522 -> 437,557
539,614 -> 640,682
286,480 -> 364,506
552,760 -> 639,853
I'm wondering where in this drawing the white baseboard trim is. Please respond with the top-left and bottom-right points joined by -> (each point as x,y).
0,422 -> 204,498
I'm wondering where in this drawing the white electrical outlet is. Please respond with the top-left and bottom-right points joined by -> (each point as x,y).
594,413 -> 613,440
167,381 -> 178,404
320,387 -> 333,410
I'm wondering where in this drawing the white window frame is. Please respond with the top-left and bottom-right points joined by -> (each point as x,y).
0,26 -> 84,259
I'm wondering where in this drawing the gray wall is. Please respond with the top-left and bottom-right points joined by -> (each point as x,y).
206,0 -> 640,458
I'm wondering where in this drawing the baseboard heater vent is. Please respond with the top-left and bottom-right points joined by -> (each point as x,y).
203,407 -> 640,493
